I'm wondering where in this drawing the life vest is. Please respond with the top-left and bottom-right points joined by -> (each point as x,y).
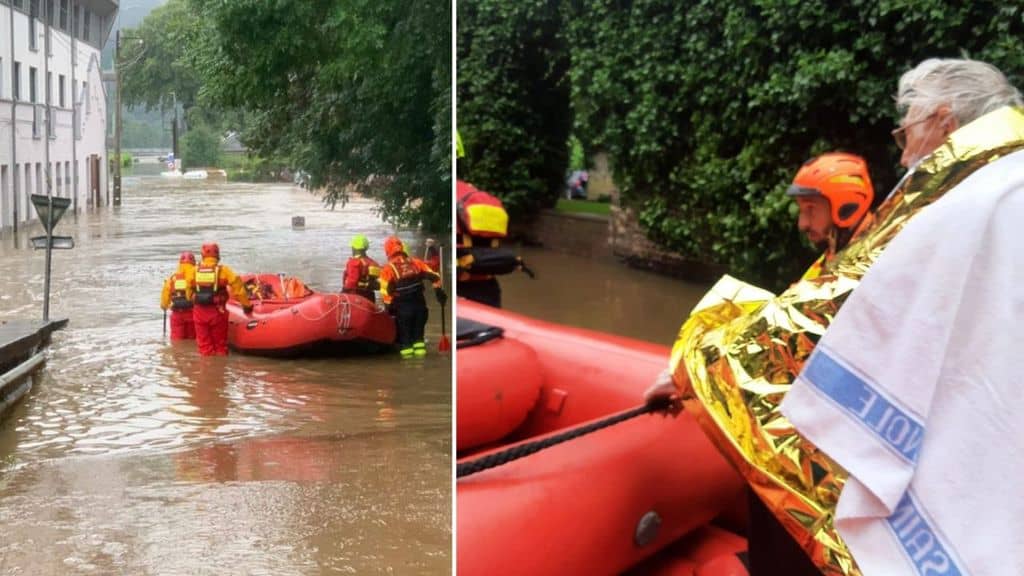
389,256 -> 425,300
169,272 -> 194,310
356,256 -> 381,292
194,264 -> 224,306
457,180 -> 508,238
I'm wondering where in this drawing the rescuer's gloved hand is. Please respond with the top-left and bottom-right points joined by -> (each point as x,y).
435,287 -> 447,304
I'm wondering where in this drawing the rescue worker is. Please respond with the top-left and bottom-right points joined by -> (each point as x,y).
786,152 -> 875,280
192,242 -> 253,356
342,234 -> 382,303
423,238 -> 441,273
456,179 -> 533,308
455,130 -> 533,308
378,236 -> 446,358
160,251 -> 197,341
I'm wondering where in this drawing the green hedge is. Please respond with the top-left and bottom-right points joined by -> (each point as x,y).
566,0 -> 1024,289
457,0 -> 571,221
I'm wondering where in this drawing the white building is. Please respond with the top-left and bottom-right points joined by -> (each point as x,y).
0,0 -> 117,231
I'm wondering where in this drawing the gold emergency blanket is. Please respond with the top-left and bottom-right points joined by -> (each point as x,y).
670,106 -> 1024,575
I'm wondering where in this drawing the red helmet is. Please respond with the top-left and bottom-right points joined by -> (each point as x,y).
201,242 -> 220,259
384,236 -> 406,258
179,251 -> 196,264
787,153 -> 874,229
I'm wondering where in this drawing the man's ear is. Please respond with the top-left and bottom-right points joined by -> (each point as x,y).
938,105 -> 959,135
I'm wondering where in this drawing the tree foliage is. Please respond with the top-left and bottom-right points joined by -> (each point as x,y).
457,0 -> 571,221
188,0 -> 452,232
180,124 -> 222,169
565,0 -> 1024,289
119,0 -> 202,114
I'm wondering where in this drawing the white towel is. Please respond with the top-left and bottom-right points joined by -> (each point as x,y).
781,149 -> 1024,576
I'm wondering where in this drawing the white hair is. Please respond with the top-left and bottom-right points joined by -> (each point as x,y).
897,58 -> 1023,124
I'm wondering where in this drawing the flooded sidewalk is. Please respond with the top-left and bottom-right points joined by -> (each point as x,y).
0,177 -> 451,574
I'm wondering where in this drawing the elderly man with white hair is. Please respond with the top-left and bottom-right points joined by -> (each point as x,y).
650,58 -> 1024,575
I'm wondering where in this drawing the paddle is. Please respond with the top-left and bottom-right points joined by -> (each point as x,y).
438,247 -> 451,353
163,309 -> 167,338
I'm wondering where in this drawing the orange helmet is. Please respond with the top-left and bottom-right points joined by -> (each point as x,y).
384,236 -> 406,258
201,242 -> 220,259
179,251 -> 196,264
787,152 -> 874,229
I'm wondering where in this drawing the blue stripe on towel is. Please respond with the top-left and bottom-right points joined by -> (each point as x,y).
802,349 -> 925,464
887,492 -> 963,576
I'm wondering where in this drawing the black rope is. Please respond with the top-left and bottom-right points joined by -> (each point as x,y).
456,397 -> 672,478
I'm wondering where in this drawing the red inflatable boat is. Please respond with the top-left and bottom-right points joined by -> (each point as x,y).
226,273 -> 396,356
456,299 -> 749,576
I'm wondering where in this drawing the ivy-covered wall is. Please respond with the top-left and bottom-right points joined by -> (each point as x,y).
457,0 -> 571,221
459,0 -> 1024,289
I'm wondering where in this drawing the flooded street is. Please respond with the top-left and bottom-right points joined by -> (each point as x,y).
0,176 -> 451,574
498,246 -> 710,345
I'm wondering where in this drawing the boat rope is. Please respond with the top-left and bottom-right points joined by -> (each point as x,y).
339,298 -> 352,334
456,396 -> 672,478
295,295 -> 343,322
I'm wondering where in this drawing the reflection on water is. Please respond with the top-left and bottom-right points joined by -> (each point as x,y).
498,246 -> 710,345
0,178 -> 451,574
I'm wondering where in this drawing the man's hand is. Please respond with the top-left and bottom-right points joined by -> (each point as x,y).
435,287 -> 447,304
644,368 -> 690,416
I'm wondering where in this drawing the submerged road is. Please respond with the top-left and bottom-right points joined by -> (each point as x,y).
0,175 -> 451,574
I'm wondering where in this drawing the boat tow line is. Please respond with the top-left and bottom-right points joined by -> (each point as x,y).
456,396 -> 672,478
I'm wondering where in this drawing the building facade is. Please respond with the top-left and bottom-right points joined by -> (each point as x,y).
0,0 -> 117,231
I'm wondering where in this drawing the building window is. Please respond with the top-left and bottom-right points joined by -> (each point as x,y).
59,75 -> 66,108
46,71 -> 51,105
29,1 -> 39,50
73,4 -> 79,38
46,0 -> 54,26
82,9 -> 90,43
29,67 -> 37,103
13,62 -> 20,101
60,0 -> 68,30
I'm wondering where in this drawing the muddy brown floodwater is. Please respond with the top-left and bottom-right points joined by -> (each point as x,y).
497,246 -> 710,345
0,175 -> 451,575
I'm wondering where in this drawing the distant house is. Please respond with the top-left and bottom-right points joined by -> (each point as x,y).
220,131 -> 247,156
1,0 -> 118,230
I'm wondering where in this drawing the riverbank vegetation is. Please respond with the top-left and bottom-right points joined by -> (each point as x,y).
458,0 -> 1024,288
120,0 -> 451,232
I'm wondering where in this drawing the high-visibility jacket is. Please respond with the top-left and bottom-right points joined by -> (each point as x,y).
192,257 -> 251,308
343,255 -> 382,293
161,263 -> 196,310
379,254 -> 441,305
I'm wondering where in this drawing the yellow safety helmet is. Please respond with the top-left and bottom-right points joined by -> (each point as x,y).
350,234 -> 370,251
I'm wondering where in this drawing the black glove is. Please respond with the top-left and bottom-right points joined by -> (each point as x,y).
435,287 -> 447,304
243,304 -> 254,315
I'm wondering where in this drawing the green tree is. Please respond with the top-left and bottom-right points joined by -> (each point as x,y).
566,0 -> 1024,289
457,0 -> 571,221
189,0 -> 452,232
180,124 -> 221,169
119,0 -> 202,115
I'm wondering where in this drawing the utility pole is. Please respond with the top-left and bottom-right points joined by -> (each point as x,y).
113,30 -> 122,206
43,0 -> 53,320
171,91 -> 178,161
